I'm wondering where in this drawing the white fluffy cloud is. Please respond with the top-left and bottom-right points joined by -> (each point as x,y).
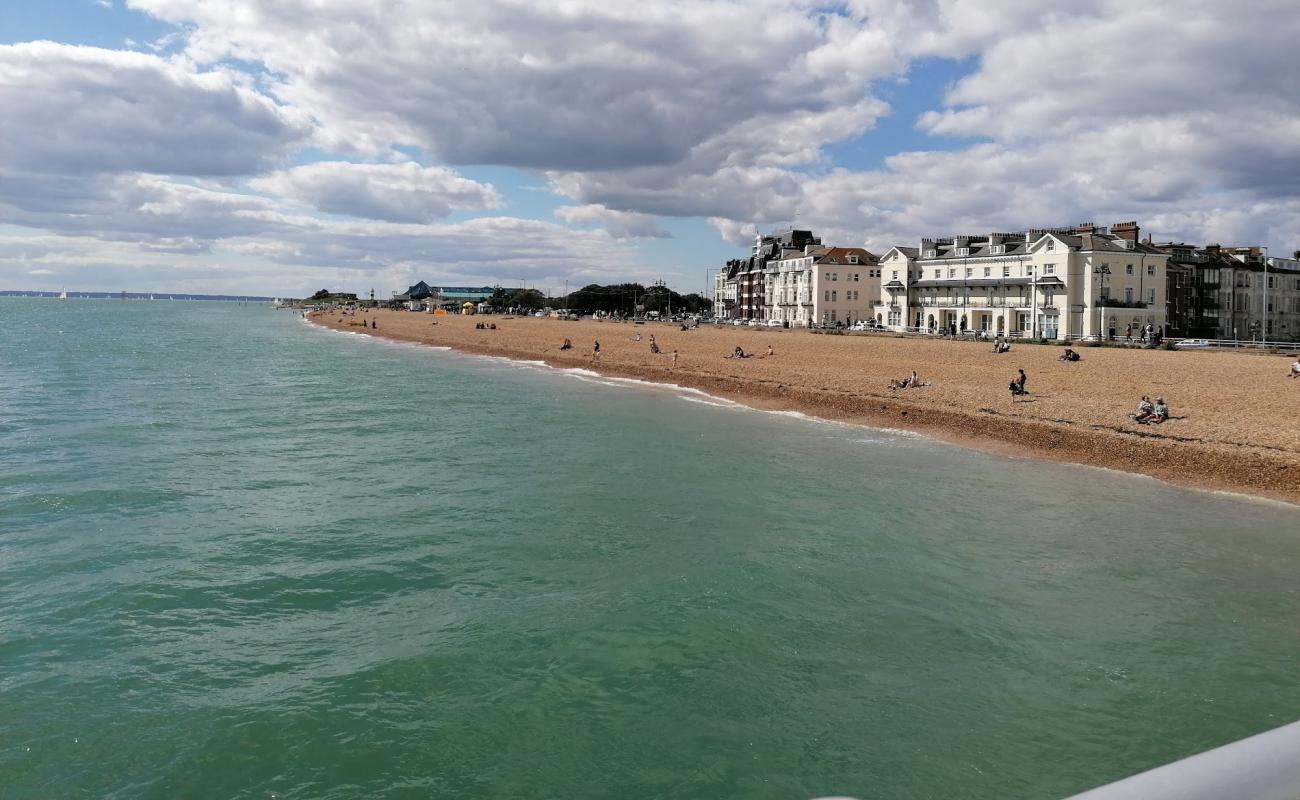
250,161 -> 502,222
554,205 -> 670,239
0,42 -> 308,176
3,0 -> 1299,295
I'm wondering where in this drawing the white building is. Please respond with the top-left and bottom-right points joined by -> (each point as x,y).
762,246 -> 879,326
874,222 -> 1170,339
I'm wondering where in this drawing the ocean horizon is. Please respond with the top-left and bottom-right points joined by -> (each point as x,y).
3,298 -> 1298,799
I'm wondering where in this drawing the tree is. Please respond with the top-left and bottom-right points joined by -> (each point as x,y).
311,289 -> 332,300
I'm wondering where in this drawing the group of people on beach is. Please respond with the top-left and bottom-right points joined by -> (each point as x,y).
572,338 -> 679,367
1058,348 -> 1081,361
888,371 -> 929,390
1130,395 -> 1170,424
474,322 -> 497,330
991,335 -> 1012,354
725,345 -> 774,359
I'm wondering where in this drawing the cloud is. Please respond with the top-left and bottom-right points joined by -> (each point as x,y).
249,161 -> 502,223
555,205 -> 671,239
0,42 -> 309,177
128,0 -> 898,172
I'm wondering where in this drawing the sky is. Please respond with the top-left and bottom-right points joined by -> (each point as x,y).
2,0 -> 1298,298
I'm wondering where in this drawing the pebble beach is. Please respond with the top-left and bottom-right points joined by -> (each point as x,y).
312,310 -> 1300,503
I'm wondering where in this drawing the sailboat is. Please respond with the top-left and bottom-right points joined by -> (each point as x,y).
58,290 -> 68,300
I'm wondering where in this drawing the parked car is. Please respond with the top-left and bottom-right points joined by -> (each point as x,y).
764,319 -> 785,328
1173,338 -> 1215,349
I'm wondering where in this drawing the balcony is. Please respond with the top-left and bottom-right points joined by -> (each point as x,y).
1097,299 -> 1149,309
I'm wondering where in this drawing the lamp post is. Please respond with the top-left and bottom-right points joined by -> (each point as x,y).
1262,245 -> 1270,343
1093,264 -> 1111,339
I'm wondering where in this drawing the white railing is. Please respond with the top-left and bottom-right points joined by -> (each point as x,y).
1064,719 -> 1300,800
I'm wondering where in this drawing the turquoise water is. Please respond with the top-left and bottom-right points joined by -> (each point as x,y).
2,298 -> 1298,799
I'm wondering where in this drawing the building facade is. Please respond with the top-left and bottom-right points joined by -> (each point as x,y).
1156,243 -> 1300,341
873,222 -> 1170,339
761,246 -> 879,326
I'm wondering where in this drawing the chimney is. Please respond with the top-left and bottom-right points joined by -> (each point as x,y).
1072,222 -> 1096,235
1112,221 -> 1140,242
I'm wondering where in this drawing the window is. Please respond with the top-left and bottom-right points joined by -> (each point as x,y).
1046,240 -> 1055,252
1125,288 -> 1133,303
1043,289 -> 1055,304
832,290 -> 837,301
1043,264 -> 1056,275
853,273 -> 860,282
1003,266 -> 1011,277
957,247 -> 969,256
926,249 -> 937,258
1148,289 -> 1156,304
934,270 -> 940,279
964,268 -> 972,277
1125,264 -> 1134,275
892,270 -> 898,280
991,245 -> 1004,254
848,255 -> 858,264
1147,264 -> 1155,276
1100,286 -> 1110,300
1267,276 -> 1276,289
983,267 -> 991,277
824,291 -> 830,301
833,273 -> 838,281
948,269 -> 957,278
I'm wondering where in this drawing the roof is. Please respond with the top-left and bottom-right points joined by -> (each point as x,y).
818,246 -> 878,265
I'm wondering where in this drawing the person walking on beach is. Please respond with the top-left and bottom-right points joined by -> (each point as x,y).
371,319 -> 377,329
593,340 -> 601,361
671,349 -> 678,366
1125,324 -> 1132,342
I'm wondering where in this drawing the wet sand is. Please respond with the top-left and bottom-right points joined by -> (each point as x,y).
311,309 -> 1300,504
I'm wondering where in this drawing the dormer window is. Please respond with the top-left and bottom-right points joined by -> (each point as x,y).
991,245 -> 1004,254
848,255 -> 858,264
926,250 -> 937,258
956,247 -> 969,256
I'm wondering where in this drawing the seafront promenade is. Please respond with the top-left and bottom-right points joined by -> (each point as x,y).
311,310 -> 1300,503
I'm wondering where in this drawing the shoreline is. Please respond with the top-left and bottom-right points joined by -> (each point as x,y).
306,310 -> 1300,505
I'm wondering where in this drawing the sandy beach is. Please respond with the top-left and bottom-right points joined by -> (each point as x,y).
311,309 -> 1300,503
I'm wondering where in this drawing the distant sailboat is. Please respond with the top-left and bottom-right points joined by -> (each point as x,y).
58,290 -> 68,300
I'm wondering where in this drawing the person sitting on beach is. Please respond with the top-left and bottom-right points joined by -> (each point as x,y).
1288,358 -> 1300,378
1148,397 -> 1169,424
1058,348 -> 1081,362
650,340 -> 661,354
762,345 -> 774,358
633,333 -> 642,342
1131,395 -> 1154,422
726,346 -> 750,359
889,377 -> 908,390
560,338 -> 573,351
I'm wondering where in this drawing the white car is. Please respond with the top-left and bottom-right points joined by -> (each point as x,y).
1173,338 -> 1214,349
764,319 -> 784,328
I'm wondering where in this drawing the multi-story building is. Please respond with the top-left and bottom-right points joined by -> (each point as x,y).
1155,242 -> 1300,341
873,222 -> 1170,339
717,229 -> 821,320
761,246 -> 879,326
715,231 -> 878,325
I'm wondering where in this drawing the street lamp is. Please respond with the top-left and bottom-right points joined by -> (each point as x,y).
1093,264 -> 1111,340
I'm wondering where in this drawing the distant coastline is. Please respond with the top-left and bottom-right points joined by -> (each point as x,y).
308,309 -> 1300,505
0,290 -> 274,301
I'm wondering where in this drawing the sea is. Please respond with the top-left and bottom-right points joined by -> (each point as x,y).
2,298 -> 1298,799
